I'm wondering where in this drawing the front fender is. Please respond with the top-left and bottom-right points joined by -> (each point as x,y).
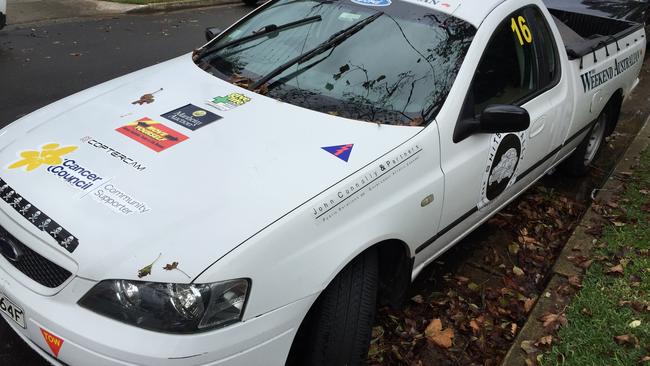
195,129 -> 444,319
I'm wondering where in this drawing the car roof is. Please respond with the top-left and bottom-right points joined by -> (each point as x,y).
400,0 -> 507,27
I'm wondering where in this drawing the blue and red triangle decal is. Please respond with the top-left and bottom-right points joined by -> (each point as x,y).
322,144 -> 354,162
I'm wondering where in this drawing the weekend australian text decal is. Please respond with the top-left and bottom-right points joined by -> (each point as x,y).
580,49 -> 642,93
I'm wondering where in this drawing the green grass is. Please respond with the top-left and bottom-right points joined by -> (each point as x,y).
541,149 -> 650,365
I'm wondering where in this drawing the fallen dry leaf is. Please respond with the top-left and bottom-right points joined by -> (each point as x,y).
605,264 -> 624,275
524,297 -> 536,313
579,259 -> 594,269
614,334 -> 638,346
409,117 -> 425,127
520,340 -> 538,355
469,319 -> 480,334
629,320 -> 642,328
411,294 -> 424,304
508,243 -> 520,255
163,261 -> 179,271
535,335 -> 553,347
513,266 -> 525,276
424,318 -> 454,348
137,253 -> 161,278
455,275 -> 470,283
539,312 -> 568,332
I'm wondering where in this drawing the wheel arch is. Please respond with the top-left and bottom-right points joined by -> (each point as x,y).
374,239 -> 413,308
604,88 -> 624,136
285,239 -> 412,365
315,238 -> 413,308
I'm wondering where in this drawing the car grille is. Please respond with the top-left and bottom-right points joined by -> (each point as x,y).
0,225 -> 72,288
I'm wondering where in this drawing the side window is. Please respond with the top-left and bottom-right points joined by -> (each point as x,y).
472,10 -> 539,115
532,9 -> 560,87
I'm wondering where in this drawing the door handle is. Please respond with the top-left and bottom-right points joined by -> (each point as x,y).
529,116 -> 546,139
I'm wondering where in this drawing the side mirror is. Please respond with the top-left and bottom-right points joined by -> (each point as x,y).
453,104 -> 530,143
479,104 -> 530,133
205,27 -> 222,42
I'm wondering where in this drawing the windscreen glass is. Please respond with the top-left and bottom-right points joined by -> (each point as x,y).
197,0 -> 476,126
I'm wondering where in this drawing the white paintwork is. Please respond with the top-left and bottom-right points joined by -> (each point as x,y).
401,0 -> 506,27
0,0 -> 644,365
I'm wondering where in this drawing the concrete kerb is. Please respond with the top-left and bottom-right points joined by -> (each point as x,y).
500,115 -> 650,365
125,0 -> 242,14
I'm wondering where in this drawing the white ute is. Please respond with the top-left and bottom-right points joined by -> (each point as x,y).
0,0 -> 645,365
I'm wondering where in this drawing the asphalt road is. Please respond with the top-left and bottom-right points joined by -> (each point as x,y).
0,5 -> 250,365
0,4 -> 251,127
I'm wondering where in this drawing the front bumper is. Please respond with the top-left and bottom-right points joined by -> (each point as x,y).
0,260 -> 316,366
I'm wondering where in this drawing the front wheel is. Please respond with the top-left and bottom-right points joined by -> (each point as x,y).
287,249 -> 378,366
561,111 -> 608,176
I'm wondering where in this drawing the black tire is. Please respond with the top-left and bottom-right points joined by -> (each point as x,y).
242,0 -> 259,5
288,249 -> 378,366
561,109 -> 609,177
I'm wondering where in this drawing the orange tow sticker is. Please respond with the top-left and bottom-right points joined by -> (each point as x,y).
40,328 -> 64,357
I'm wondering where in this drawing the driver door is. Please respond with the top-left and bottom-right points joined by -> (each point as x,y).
415,5 -> 565,262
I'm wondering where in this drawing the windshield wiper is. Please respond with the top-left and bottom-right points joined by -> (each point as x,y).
250,11 -> 383,90
199,15 -> 322,59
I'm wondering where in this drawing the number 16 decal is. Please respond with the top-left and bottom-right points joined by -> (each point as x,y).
511,16 -> 533,45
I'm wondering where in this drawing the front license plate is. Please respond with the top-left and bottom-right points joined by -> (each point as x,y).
0,293 -> 25,328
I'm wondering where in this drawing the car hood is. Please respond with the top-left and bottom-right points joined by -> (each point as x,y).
0,55 -> 421,282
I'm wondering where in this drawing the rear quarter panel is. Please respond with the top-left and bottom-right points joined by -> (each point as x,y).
562,27 -> 645,140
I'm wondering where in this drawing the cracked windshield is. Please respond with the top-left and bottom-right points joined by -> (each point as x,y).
196,0 -> 476,126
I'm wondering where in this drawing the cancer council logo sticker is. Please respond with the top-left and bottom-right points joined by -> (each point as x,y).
8,143 -> 78,172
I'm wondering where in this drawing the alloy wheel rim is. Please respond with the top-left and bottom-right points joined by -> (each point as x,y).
584,114 -> 607,166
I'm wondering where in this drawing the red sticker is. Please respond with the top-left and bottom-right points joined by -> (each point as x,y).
40,328 -> 64,358
116,117 -> 188,152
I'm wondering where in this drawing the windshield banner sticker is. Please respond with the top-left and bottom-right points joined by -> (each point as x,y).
478,132 -> 527,210
0,177 -> 79,253
580,49 -> 642,93
161,104 -> 221,131
116,117 -> 188,152
312,144 -> 422,224
351,0 -> 391,6
322,144 -> 354,162
206,93 -> 251,112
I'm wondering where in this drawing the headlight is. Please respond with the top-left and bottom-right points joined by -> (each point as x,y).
78,278 -> 249,333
